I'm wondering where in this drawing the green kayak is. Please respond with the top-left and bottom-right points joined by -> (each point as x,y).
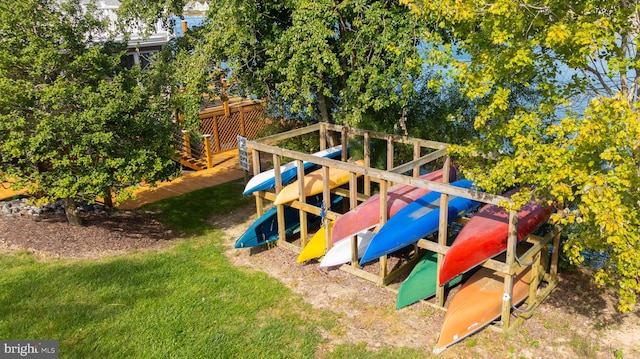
396,251 -> 462,309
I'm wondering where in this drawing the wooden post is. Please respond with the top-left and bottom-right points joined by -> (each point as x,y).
341,126 -> 349,162
528,242 -> 542,306
239,103 -> 246,137
412,139 -> 425,260
181,20 -> 188,34
363,131 -> 371,197
297,160 -> 308,247
413,142 -> 421,177
319,123 -> 327,150
550,218 -> 562,280
435,157 -> 451,307
212,116 -> 221,152
223,99 -> 230,116
203,134 -> 213,169
251,149 -> 264,217
387,136 -> 394,171
378,179 -> 389,281
322,165 -> 331,252
501,209 -> 518,330
349,171 -> 359,267
181,130 -> 191,157
273,154 -> 286,243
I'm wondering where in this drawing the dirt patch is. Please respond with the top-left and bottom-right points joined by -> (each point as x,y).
0,211 -> 175,259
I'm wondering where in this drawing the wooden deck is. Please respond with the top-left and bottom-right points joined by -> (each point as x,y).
1,151 -> 246,207
0,181 -> 28,201
117,150 -> 246,210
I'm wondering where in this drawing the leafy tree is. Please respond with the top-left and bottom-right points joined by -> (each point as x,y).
402,0 -> 640,311
169,0 -> 428,128
0,0 -> 180,225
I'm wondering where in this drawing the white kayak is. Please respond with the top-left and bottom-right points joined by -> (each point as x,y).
320,231 -> 375,268
243,145 -> 343,195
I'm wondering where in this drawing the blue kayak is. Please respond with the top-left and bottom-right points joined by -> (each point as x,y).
235,194 -> 343,248
359,179 -> 479,264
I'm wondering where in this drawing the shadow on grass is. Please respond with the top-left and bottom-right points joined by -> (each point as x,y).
142,180 -> 254,237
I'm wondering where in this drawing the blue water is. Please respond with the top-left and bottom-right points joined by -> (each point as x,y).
170,16 -> 206,37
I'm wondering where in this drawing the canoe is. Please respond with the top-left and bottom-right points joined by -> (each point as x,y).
297,221 -> 334,263
319,231 -> 375,268
438,187 -> 553,285
433,263 -> 532,354
273,160 -> 364,205
395,251 -> 462,309
359,179 -> 479,265
235,194 -> 342,248
331,166 -> 457,245
242,145 -> 343,195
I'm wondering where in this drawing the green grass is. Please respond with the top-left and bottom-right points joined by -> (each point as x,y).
0,180 -> 424,358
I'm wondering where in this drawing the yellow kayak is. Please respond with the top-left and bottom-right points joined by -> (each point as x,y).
273,160 -> 363,205
297,221 -> 334,263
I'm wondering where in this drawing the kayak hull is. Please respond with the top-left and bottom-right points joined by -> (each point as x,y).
434,265 -> 532,354
439,188 -> 553,285
297,221 -> 334,263
331,166 -> 457,244
319,231 -> 375,268
243,145 -> 342,195
396,251 -> 462,309
235,194 -> 342,248
360,179 -> 479,265
273,160 -> 363,205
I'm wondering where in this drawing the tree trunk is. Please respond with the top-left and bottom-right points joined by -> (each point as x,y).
64,197 -> 83,226
103,187 -> 113,208
316,87 -> 339,147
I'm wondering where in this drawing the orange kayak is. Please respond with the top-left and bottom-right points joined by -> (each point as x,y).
434,264 -> 532,354
273,160 -> 363,205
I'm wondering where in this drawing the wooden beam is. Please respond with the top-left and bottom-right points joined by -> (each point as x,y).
435,157 -> 451,307
322,123 -> 449,150
349,171 -> 359,268
245,141 -> 512,206
500,210 -> 518,330
274,155 -> 286,243
413,142 -> 421,177
341,126 -> 349,162
387,136 -> 394,170
254,123 -> 322,145
364,131 -> 371,197
297,159 -> 308,247
378,180 -> 389,280
340,264 -> 382,285
389,148 -> 447,174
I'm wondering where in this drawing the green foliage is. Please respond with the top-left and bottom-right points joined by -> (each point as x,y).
168,0 -> 427,126
0,0 -> 180,216
404,0 -> 640,312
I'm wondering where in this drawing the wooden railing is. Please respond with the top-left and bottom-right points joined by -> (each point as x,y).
177,99 -> 268,171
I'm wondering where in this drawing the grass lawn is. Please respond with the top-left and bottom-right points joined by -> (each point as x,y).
0,181 -> 423,358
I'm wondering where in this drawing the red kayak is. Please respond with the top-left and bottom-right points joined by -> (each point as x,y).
330,166 -> 457,244
439,187 -> 553,285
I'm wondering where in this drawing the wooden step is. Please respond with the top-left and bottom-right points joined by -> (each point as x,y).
177,156 -> 208,171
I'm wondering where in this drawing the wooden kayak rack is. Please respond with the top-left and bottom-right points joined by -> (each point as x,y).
244,122 -> 560,333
